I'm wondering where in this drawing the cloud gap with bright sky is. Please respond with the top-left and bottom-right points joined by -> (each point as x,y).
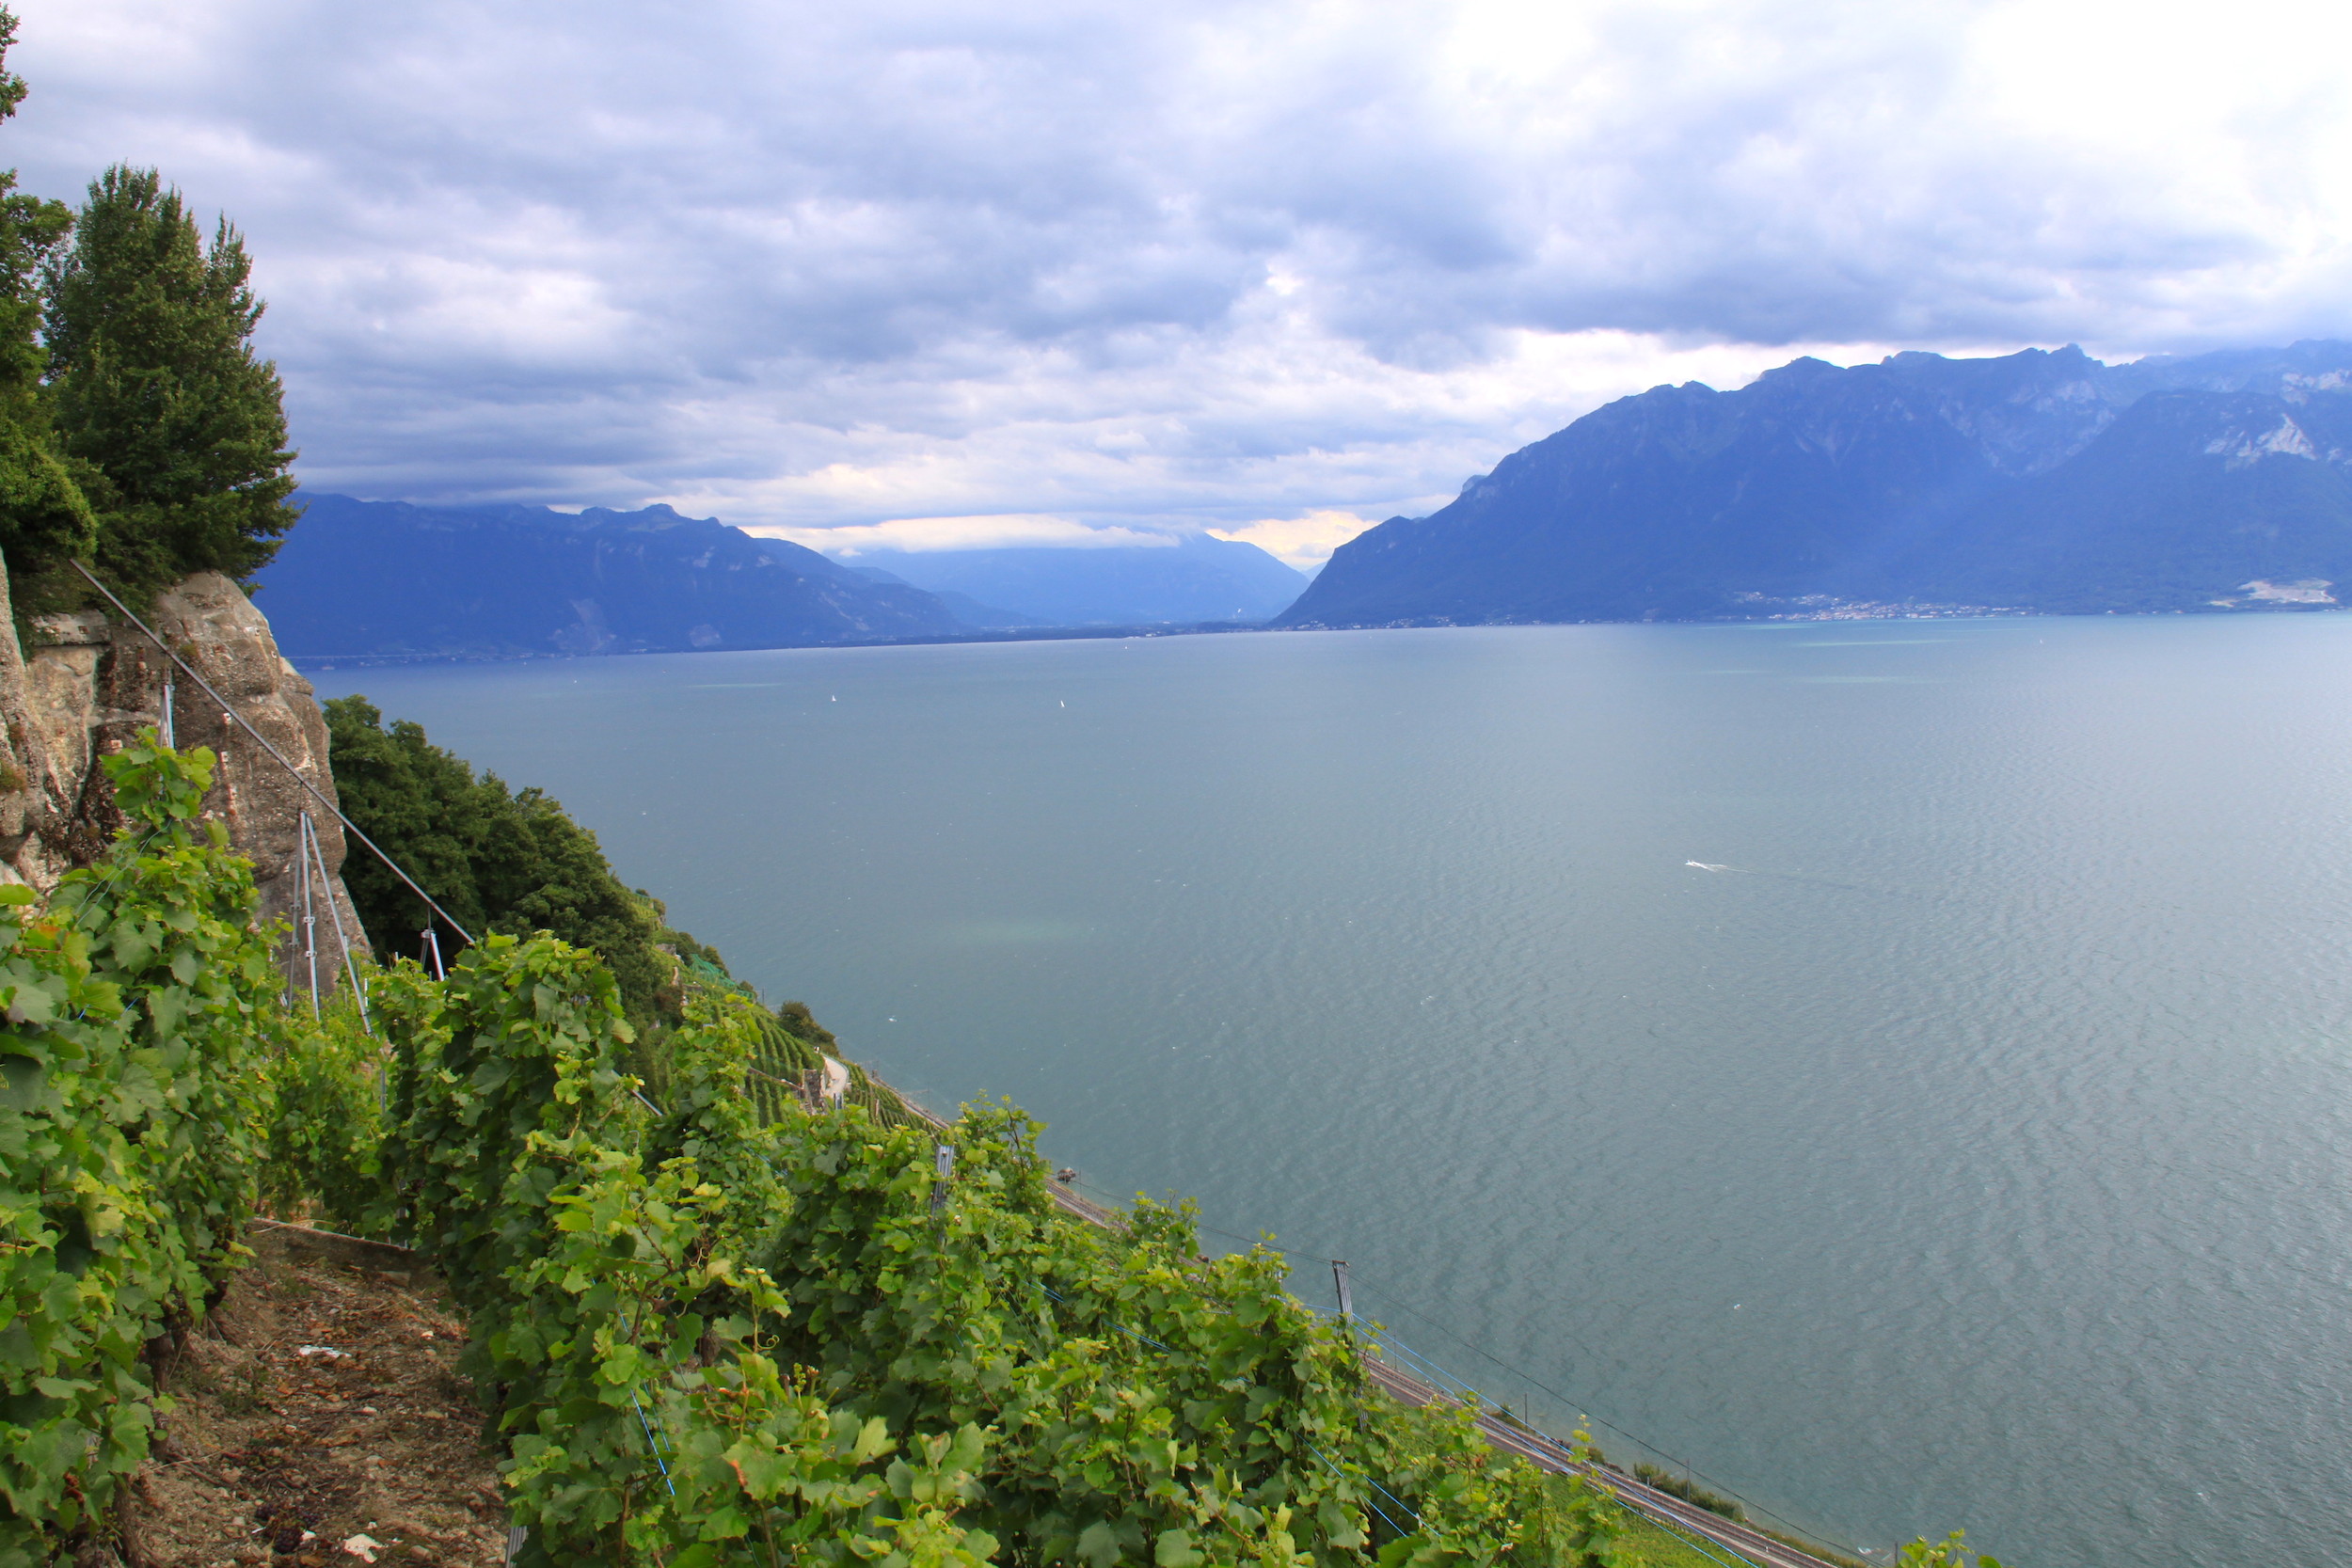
16,0 -> 2352,567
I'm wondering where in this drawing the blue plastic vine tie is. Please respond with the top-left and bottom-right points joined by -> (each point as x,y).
631,1391 -> 676,1496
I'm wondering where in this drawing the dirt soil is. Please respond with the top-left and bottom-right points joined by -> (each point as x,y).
122,1222 -> 509,1567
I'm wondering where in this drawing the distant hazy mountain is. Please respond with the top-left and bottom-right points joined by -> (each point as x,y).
806,532 -> 1310,626
1280,341 -> 2352,626
829,563 -> 1036,628
257,494 -> 966,657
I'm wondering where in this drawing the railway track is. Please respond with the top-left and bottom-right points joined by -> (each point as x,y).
1358,1355 -> 1846,1568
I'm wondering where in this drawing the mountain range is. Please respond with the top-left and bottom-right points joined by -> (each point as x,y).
260,340 -> 2352,657
255,496 -> 1305,659
254,495 -> 965,658
1280,341 -> 2352,626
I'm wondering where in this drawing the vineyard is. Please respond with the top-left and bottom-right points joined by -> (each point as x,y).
0,738 -> 1638,1566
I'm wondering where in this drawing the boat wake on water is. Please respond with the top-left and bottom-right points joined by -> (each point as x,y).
1683,860 -> 1944,903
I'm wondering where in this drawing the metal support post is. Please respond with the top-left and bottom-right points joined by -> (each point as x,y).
298,813 -> 322,1017
306,807 -> 370,1036
930,1143 -> 954,1219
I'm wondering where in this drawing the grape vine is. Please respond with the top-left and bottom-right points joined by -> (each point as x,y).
344,933 -> 1631,1565
0,736 -> 281,1563
2,737 -> 1638,1564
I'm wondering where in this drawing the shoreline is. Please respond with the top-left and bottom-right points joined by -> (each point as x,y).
282,596 -> 2352,673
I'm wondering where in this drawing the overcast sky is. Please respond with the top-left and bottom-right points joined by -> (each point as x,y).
14,0 -> 2352,564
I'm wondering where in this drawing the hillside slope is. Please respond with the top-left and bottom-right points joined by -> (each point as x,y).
256,494 -> 967,657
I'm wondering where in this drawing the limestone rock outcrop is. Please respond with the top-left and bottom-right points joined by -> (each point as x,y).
0,566 -> 368,980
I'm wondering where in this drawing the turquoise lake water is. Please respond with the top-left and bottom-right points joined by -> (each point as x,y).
312,616 -> 2352,1566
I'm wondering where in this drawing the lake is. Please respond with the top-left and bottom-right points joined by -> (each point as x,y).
311,615 -> 2352,1566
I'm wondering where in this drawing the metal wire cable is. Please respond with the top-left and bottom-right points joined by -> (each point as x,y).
1618,1497 -> 1767,1568
69,561 -> 477,944
1305,1438 -> 1415,1538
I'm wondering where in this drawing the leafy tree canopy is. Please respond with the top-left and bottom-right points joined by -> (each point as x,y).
41,163 -> 295,594
0,8 -> 94,578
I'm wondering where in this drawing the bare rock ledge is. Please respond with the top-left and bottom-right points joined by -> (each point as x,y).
0,566 -> 368,974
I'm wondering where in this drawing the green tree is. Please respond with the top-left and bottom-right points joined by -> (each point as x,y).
0,7 -> 95,584
318,693 -> 494,953
42,163 -> 295,594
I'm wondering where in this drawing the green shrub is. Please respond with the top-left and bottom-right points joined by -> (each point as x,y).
0,731 -> 1654,1563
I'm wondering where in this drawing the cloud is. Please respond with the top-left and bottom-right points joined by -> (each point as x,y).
1211,511 -> 1382,571
758,515 -> 1177,555
11,0 -> 2352,529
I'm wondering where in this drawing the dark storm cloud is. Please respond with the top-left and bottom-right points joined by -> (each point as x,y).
9,0 -> 2348,535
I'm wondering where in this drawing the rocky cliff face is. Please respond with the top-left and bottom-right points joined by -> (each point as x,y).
0,567 -> 368,980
